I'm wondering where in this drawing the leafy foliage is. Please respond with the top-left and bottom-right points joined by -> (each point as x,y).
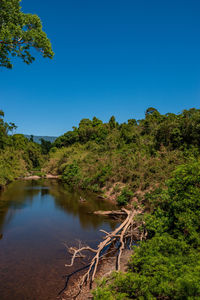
93,161 -> 200,299
0,0 -> 54,68
45,107 -> 200,198
40,138 -> 52,155
62,161 -> 81,186
0,111 -> 45,187
117,188 -> 133,206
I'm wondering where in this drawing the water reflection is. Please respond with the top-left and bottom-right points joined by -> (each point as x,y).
0,179 -> 116,235
0,179 -> 117,300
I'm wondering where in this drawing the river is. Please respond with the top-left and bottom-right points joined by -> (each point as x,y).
0,179 -> 117,300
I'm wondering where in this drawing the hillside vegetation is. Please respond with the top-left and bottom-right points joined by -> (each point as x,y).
45,107 -> 199,204
0,110 -> 45,187
93,161 -> 200,299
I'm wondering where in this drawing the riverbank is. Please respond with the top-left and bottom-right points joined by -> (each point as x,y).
60,206 -> 143,300
62,249 -> 132,300
0,173 -> 60,190
23,174 -> 59,180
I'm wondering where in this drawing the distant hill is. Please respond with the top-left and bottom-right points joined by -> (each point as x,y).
24,135 -> 57,144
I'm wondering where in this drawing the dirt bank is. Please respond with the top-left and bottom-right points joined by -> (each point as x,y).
23,174 -> 59,180
61,249 -> 132,300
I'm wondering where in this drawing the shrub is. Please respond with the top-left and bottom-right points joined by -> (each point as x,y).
117,187 -> 133,206
94,162 -> 200,299
62,161 -> 81,186
93,165 -> 112,187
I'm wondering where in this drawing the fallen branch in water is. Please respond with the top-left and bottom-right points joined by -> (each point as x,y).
93,210 -> 127,216
64,208 -> 145,299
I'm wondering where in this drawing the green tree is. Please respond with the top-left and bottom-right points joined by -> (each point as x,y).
40,138 -> 52,155
108,116 -> 117,130
62,161 -> 81,186
0,110 -> 17,148
0,0 -> 54,68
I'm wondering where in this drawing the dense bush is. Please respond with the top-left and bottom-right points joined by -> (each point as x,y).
93,161 -> 200,299
0,112 -> 45,187
44,107 -> 200,201
62,161 -> 81,186
117,188 -> 133,206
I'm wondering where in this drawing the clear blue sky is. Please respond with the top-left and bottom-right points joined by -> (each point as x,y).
1,0 -> 200,136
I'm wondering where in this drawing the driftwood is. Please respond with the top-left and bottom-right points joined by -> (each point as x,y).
64,208 -> 146,299
93,210 -> 127,216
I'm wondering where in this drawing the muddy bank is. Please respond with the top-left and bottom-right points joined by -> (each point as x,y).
23,174 -> 59,180
62,249 -> 132,300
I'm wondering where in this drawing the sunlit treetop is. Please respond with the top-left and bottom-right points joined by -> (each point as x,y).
0,0 -> 54,68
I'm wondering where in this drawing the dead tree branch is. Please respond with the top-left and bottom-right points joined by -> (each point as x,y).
64,208 -> 145,299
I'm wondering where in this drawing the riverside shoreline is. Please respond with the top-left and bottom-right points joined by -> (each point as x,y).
23,174 -> 59,180
62,249 -> 132,300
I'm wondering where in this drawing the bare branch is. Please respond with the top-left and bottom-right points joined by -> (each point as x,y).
65,246 -> 97,267
63,208 -> 145,299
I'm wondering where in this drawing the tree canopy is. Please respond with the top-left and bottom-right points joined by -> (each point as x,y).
0,0 -> 54,68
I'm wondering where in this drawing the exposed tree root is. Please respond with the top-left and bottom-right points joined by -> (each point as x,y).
64,208 -> 145,299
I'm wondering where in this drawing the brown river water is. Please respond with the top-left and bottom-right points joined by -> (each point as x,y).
0,179 -> 117,300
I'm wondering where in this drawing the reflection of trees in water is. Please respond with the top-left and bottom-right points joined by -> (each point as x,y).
0,180 -> 41,235
41,188 -> 50,197
49,182 -> 117,230
0,179 -> 117,239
